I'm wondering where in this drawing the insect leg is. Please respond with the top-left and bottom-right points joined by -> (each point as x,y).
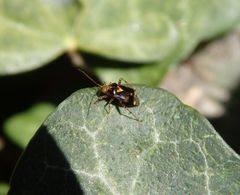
88,95 -> 108,116
118,78 -> 129,85
104,98 -> 114,113
117,102 -> 141,122
87,93 -> 96,116
94,95 -> 108,104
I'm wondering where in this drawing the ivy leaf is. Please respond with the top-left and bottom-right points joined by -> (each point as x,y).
77,0 -> 240,62
0,0 -> 79,74
1,0 -> 240,77
9,87 -> 240,194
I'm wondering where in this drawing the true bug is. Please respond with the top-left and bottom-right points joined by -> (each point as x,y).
79,69 -> 140,121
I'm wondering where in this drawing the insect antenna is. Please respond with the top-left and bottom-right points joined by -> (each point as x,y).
76,68 -> 103,117
77,68 -> 102,87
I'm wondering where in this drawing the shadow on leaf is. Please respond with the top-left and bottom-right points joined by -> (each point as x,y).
8,125 -> 84,195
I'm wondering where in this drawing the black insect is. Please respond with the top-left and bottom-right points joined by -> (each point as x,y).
79,69 -> 140,121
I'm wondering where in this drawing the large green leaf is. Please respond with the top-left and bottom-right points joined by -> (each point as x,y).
0,0 -> 79,74
9,87 -> 240,194
1,0 -> 240,76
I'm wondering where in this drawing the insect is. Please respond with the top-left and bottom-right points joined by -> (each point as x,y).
79,69 -> 140,121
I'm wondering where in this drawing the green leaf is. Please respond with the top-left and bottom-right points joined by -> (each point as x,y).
1,0 -> 240,76
78,0 -> 240,62
4,102 -> 55,148
0,0 -> 79,74
95,62 -> 169,86
95,38 -> 183,85
9,87 -> 240,194
0,183 -> 9,195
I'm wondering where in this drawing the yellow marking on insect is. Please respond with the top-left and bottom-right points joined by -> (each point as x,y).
117,86 -> 124,93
